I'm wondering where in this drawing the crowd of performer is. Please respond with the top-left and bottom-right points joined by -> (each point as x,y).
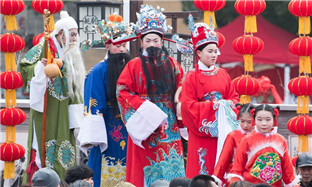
17,4 -> 312,187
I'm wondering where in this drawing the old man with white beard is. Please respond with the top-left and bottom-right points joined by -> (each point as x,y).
20,11 -> 85,182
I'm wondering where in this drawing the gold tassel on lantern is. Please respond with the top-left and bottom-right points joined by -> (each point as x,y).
243,54 -> 254,72
297,96 -> 309,114
204,11 -> 216,29
298,16 -> 311,35
4,53 -> 17,71
298,135 -> 309,153
240,95 -> 251,104
299,56 -> 311,74
3,161 -> 15,179
4,15 -> 18,31
245,15 -> 257,33
5,90 -> 16,107
6,126 -> 16,143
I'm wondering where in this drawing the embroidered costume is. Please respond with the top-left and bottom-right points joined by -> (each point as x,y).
180,16 -> 239,179
229,129 -> 296,186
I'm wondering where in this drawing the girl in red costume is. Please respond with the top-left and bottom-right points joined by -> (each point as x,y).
213,103 -> 254,186
229,104 -> 298,186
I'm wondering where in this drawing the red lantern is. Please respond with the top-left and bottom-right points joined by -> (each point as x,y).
0,33 -> 25,71
289,0 -> 312,35
0,0 -> 25,31
287,115 -> 312,152
0,142 -> 25,161
0,108 -> 26,126
234,0 -> 266,33
216,31 -> 225,48
33,32 -> 45,46
289,36 -> 312,74
233,35 -> 264,72
232,75 -> 261,104
32,0 -> 64,31
193,0 -> 226,28
288,76 -> 312,114
0,71 -> 24,90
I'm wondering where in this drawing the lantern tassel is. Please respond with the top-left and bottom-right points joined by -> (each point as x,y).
5,90 -> 16,107
298,135 -> 309,153
245,15 -> 257,33
299,56 -> 311,74
4,15 -> 18,31
49,15 -> 55,31
240,95 -> 251,104
3,161 -> 15,179
4,53 -> 17,71
297,96 -> 309,114
6,126 -> 16,143
204,11 -> 216,29
243,54 -> 254,72
298,16 -> 311,35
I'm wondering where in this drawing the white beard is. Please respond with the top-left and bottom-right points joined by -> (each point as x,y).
64,44 -> 86,103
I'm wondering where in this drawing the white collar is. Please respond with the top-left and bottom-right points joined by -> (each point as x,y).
255,126 -> 278,137
142,49 -> 148,57
52,35 -> 64,59
198,60 -> 214,71
239,126 -> 253,135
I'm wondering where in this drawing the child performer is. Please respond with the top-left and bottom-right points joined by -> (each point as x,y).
229,104 -> 298,186
180,15 -> 239,178
213,104 -> 254,186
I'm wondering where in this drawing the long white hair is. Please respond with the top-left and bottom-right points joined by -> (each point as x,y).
60,31 -> 86,103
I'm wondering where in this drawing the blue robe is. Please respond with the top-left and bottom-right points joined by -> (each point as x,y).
83,60 -> 128,187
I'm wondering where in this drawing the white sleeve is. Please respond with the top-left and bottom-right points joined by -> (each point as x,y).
77,114 -> 108,155
68,104 -> 84,129
126,100 -> 167,148
29,62 -> 47,113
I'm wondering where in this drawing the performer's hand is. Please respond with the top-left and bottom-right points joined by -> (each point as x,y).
160,120 -> 168,133
41,58 -> 48,66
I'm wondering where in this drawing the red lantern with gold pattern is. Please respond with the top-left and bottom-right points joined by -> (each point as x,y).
32,0 -> 64,31
0,33 -> 25,71
287,115 -> 312,152
234,0 -> 266,33
193,0 -> 226,28
32,32 -> 45,46
0,0 -> 25,31
216,31 -> 225,48
289,0 -> 312,35
0,108 -> 26,126
232,75 -> 261,104
233,35 -> 264,72
289,36 -> 312,74
0,71 -> 24,90
288,76 -> 312,114
0,142 -> 25,179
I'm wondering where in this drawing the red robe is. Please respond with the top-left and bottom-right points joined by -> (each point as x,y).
213,129 -> 248,185
229,129 -> 296,186
117,56 -> 185,187
181,63 -> 239,178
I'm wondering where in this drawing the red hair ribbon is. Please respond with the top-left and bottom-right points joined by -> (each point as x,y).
250,108 -> 255,126
273,108 -> 279,126
235,105 -> 241,120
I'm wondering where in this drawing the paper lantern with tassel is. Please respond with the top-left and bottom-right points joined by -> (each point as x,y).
287,115 -> 312,152
32,32 -> 45,46
0,0 -> 25,31
32,0 -> 64,31
193,0 -> 226,28
289,0 -> 312,35
0,71 -> 24,107
234,0 -> 266,33
0,142 -> 25,179
289,36 -> 312,74
288,76 -> 312,114
216,31 -> 225,48
232,75 -> 261,104
0,33 -> 25,71
233,35 -> 264,72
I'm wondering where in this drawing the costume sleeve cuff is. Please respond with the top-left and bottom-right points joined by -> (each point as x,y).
77,114 -> 107,155
226,173 -> 244,182
126,100 -> 167,148
29,62 -> 47,112
179,127 -> 188,140
285,175 -> 301,187
68,104 -> 84,129
211,175 -> 222,187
